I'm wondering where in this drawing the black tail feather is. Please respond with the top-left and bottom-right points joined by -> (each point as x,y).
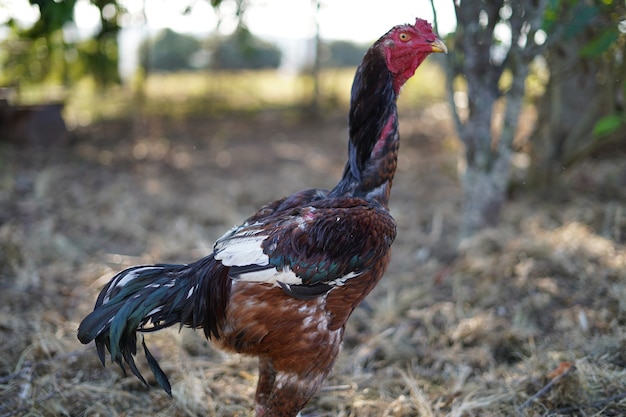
143,338 -> 172,395
78,255 -> 230,395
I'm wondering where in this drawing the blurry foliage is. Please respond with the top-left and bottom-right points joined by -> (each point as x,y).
88,0 -> 122,86
529,0 -> 626,186
139,29 -> 205,72
0,0 -> 75,86
22,0 -> 77,38
211,26 -> 281,70
0,0 -> 121,89
0,30 -> 66,86
138,26 -> 286,73
321,40 -> 367,68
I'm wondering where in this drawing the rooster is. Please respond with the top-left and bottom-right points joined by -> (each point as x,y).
78,18 -> 446,417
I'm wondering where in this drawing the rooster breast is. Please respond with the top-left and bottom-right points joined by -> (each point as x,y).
213,196 -> 396,392
218,282 -> 343,367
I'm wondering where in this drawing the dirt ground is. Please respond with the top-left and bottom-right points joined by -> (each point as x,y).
1,108 -> 625,416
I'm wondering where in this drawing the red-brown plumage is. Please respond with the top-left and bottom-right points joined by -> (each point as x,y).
77,17 -> 446,417
325,251 -> 394,333
218,282 -> 343,415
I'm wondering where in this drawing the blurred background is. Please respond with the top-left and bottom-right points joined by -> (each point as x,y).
1,1 -> 626,416
0,0 -> 455,124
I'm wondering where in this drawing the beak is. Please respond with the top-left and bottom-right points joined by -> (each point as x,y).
430,38 -> 448,54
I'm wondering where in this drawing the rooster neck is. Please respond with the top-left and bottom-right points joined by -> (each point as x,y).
331,48 -> 399,207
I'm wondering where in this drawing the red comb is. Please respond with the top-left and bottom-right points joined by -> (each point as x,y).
413,17 -> 434,34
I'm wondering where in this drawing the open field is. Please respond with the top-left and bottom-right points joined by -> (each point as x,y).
11,62 -> 446,125
1,72 -> 626,416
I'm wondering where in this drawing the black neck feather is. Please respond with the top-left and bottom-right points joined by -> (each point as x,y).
331,44 -> 399,203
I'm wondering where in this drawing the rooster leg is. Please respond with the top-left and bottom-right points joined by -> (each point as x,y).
255,368 -> 327,417
255,356 -> 276,410
254,357 -> 313,417
256,352 -> 330,417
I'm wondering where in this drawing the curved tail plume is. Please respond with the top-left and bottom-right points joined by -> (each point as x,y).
78,256 -> 230,395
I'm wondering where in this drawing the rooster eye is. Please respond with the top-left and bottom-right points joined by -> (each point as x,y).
399,33 -> 410,42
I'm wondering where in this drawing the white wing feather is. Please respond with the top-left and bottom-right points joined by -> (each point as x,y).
213,214 -> 360,289
214,234 -> 269,267
213,227 -> 306,286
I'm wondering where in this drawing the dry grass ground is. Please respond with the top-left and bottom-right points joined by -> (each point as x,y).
1,101 -> 625,416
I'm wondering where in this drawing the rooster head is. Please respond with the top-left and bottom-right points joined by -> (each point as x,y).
339,17 -> 446,200
380,18 -> 447,93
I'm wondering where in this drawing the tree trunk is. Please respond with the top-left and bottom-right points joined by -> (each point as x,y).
444,0 -> 547,239
307,0 -> 322,118
460,156 -> 510,238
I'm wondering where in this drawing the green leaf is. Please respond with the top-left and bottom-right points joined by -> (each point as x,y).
580,29 -> 619,58
592,114 -> 624,137
564,5 -> 599,39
